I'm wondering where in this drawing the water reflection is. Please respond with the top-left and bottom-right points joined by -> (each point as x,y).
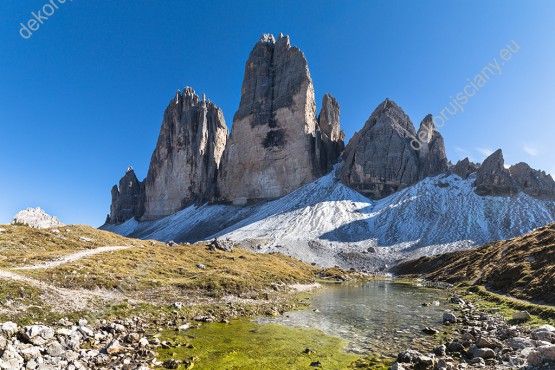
255,281 -> 448,358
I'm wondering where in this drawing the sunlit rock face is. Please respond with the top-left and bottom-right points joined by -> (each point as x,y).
142,88 -> 228,219
218,34 -> 343,204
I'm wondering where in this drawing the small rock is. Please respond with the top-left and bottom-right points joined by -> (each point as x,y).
397,349 -> 423,363
178,324 -> 190,331
469,346 -> 496,359
433,345 -> 446,357
469,357 -> 485,366
422,327 -> 439,335
47,341 -> 66,357
173,302 -> 184,310
166,241 -> 178,247
0,322 -> 18,337
138,338 -> 149,348
125,332 -> 141,343
106,340 -> 125,355
450,296 -> 465,305
443,312 -> 457,324
196,264 -> 206,270
511,311 -> 531,320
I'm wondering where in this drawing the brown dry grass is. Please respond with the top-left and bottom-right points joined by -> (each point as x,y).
393,223 -> 555,305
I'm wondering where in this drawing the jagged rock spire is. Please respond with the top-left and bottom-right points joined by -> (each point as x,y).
141,88 -> 228,219
218,34 -> 343,204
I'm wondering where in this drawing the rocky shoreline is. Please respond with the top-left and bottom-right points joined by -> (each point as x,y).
390,295 -> 555,370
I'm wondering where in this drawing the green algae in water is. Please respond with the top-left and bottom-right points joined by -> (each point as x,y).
157,320 -> 359,369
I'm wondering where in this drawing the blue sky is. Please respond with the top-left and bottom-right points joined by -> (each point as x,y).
1,1 -> 554,226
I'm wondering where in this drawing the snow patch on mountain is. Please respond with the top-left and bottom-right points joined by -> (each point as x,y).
102,168 -> 555,270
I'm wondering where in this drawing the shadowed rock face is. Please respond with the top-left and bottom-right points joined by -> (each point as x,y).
340,99 -> 448,199
109,167 -> 144,224
509,162 -> 555,199
142,88 -> 228,219
219,34 -> 343,204
474,149 -> 518,197
317,94 -> 345,172
452,158 -> 480,179
416,115 -> 449,179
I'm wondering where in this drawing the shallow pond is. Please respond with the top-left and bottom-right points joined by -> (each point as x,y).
256,280 -> 449,358
158,281 -> 450,369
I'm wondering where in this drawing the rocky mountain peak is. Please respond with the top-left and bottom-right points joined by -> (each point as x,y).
109,167 -> 144,224
340,99 -> 447,199
474,149 -> 518,197
509,162 -> 555,199
218,34 -> 342,204
141,88 -> 228,219
452,157 -> 480,179
12,207 -> 64,229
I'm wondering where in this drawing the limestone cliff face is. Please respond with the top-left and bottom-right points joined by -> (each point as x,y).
340,99 -> 448,199
218,34 -> 343,204
142,88 -> 228,219
109,167 -> 144,224
474,150 -> 518,197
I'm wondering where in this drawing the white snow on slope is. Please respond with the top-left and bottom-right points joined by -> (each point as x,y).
102,167 -> 555,270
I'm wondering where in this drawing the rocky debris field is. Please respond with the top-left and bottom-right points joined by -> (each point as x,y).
0,317 -> 158,370
390,296 -> 555,370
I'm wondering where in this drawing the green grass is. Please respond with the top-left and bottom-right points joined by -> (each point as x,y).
464,286 -> 555,326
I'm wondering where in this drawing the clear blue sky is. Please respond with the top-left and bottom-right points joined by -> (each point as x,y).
1,1 -> 554,226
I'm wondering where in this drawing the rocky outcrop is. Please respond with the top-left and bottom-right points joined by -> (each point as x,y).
416,115 -> 449,179
452,157 -> 480,179
340,99 -> 448,199
12,207 -> 64,229
142,88 -> 228,219
509,162 -> 555,199
218,34 -> 342,204
108,167 -> 144,224
317,94 -> 345,172
474,149 -> 518,197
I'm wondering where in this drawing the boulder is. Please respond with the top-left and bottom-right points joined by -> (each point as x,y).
443,312 -> 457,324
23,325 -> 55,346
511,311 -> 531,321
0,322 -> 18,337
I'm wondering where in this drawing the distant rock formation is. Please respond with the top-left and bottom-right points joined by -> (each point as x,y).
340,99 -> 448,199
509,162 -> 555,199
474,149 -> 518,197
108,167 -> 144,224
317,94 -> 345,173
452,158 -> 480,179
416,115 -> 449,179
12,207 -> 64,229
142,88 -> 228,219
218,34 -> 343,205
